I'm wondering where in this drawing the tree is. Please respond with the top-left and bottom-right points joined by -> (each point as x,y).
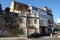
57,24 -> 60,31
18,28 -> 25,35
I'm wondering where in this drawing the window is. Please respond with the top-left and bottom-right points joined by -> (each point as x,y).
20,18 -> 23,23
40,20 -> 48,26
27,18 -> 30,24
19,5 -> 23,10
40,20 -> 43,26
15,4 -> 19,10
34,19 -> 37,24
40,14 -> 47,19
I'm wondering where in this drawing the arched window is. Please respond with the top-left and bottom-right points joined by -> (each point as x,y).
34,19 -> 37,24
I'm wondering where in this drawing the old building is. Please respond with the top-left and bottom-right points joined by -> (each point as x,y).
10,1 -> 28,36
26,6 -> 40,36
10,1 -> 40,36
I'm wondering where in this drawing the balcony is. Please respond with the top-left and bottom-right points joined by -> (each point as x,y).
19,12 -> 26,17
48,23 -> 53,27
48,16 -> 53,20
27,24 -> 35,29
35,13 -> 39,17
27,12 -> 39,18
48,20 -> 53,27
47,11 -> 53,16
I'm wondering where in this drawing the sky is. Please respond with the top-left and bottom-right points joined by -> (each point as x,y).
0,0 -> 60,23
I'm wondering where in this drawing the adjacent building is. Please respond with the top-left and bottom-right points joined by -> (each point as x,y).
39,8 -> 49,34
39,7 -> 54,34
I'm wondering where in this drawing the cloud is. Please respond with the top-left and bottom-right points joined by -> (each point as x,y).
57,19 -> 60,23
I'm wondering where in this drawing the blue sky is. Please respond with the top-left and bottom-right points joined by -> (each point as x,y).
0,0 -> 60,23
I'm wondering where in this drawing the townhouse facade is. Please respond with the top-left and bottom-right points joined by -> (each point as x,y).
10,1 -> 40,36
26,6 -> 40,36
